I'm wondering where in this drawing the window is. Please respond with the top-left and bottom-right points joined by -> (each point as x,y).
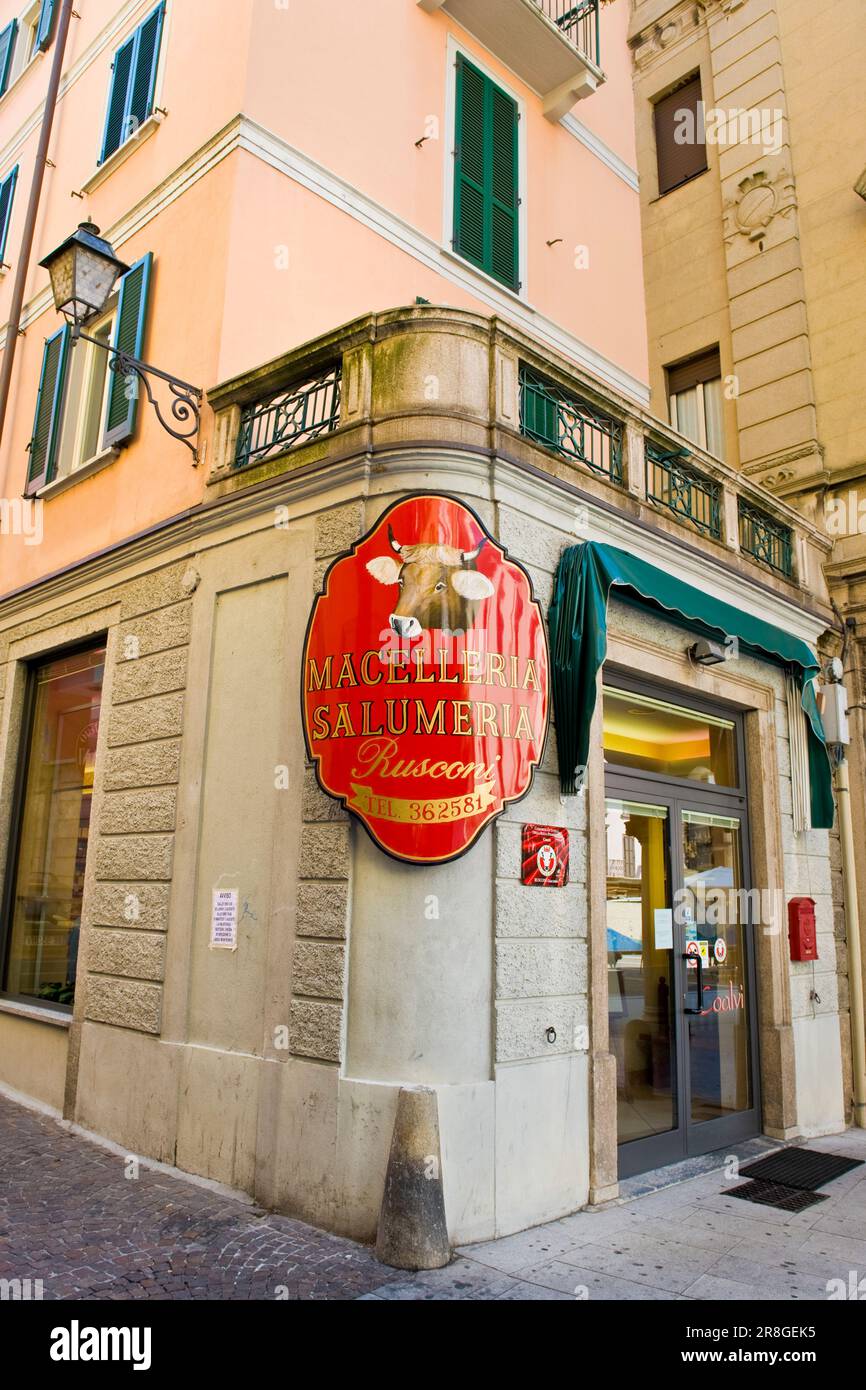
667,348 -> 724,459
99,2 -> 165,165
453,53 -> 520,291
603,686 -> 738,787
25,253 -> 153,493
1,1 -> 56,93
653,73 -> 707,196
0,164 -> 18,264
1,643 -> 106,1009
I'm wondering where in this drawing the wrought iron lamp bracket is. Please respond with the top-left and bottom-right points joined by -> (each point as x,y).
72,325 -> 203,463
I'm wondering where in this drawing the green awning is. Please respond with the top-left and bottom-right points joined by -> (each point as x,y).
547,541 -> 834,829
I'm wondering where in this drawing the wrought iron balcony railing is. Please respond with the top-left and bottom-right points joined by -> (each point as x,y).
519,363 -> 623,484
646,441 -> 722,540
538,0 -> 600,66
234,363 -> 342,471
738,500 -> 793,578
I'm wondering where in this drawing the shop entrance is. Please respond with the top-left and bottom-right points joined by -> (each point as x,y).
603,680 -> 761,1178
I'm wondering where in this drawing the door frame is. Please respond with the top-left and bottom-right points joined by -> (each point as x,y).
603,674 -> 763,1178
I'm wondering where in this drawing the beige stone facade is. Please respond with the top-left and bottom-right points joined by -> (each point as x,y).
0,308 -> 848,1239
629,0 -> 865,1120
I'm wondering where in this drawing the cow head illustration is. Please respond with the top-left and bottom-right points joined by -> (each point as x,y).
366,524 -> 495,637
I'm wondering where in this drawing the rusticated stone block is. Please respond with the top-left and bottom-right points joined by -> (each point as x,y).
314,502 -> 364,558
495,997 -> 587,1062
296,881 -> 348,939
302,767 -> 348,822
108,693 -> 184,746
88,882 -> 171,931
87,929 -> 166,981
85,978 -> 162,1034
120,567 -> 192,619
117,602 -> 192,657
293,942 -> 345,999
495,940 -> 586,999
299,824 -> 350,880
103,740 -> 182,791
95,835 -> 174,882
289,999 -> 341,1062
112,648 -> 188,704
495,880 -> 586,938
100,788 -> 177,835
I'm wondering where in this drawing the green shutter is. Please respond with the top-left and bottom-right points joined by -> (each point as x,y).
27,326 -> 70,493
128,3 -> 164,132
100,34 -> 135,163
454,56 -> 519,291
0,20 -> 18,97
35,0 -> 56,53
0,165 -> 18,262
103,253 -> 153,448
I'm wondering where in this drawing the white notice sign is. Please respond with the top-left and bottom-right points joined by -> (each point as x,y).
210,889 -> 238,950
654,908 -> 673,950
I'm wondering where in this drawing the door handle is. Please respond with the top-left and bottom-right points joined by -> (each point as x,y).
682,951 -> 703,1015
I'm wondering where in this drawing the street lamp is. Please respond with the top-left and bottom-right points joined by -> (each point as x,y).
39,222 -> 203,462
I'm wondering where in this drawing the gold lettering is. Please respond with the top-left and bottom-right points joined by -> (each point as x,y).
385,699 -> 409,736
360,650 -> 383,685
523,659 -> 540,691
476,702 -> 499,737
332,703 -> 356,738
415,700 -> 446,736
487,653 -> 507,687
360,702 -> 384,736
307,656 -> 333,692
452,701 -> 472,736
312,705 -> 331,740
514,705 -> 534,740
336,653 -> 358,687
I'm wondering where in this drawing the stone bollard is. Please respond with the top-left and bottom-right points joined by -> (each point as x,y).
375,1084 -> 451,1270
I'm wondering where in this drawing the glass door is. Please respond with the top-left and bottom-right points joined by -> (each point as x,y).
678,807 -> 759,1153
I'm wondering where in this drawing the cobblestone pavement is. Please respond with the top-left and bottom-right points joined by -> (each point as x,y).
0,1094 -> 401,1301
3,1092 -> 866,1301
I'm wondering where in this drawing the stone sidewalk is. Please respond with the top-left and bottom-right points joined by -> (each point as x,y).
2,1091 -> 865,1301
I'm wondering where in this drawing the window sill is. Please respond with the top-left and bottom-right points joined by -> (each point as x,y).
0,996 -> 72,1028
440,246 -> 531,309
37,446 -> 120,499
78,110 -> 165,195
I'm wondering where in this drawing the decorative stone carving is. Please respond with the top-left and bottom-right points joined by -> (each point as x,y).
632,4 -> 702,69
724,164 -> 797,244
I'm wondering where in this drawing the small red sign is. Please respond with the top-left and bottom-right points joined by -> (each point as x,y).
521,825 -> 569,887
302,494 -> 549,864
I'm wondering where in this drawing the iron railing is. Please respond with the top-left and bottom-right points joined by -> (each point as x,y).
739,500 -> 794,577
234,363 -> 342,470
537,0 -> 600,66
646,442 -> 722,540
519,364 -> 623,484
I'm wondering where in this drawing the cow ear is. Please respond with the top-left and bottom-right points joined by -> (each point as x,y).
451,569 -> 495,600
366,555 -> 402,585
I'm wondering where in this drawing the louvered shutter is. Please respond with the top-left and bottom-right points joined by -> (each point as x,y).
0,20 -> 18,97
454,56 -> 520,291
654,75 -> 707,196
26,326 -> 70,493
35,0 -> 56,53
103,253 -> 153,448
100,34 -> 135,163
0,165 -> 18,262
490,84 -> 519,290
128,3 -> 165,133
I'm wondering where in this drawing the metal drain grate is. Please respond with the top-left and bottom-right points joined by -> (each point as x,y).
728,1179 -> 830,1212
739,1148 -> 863,1191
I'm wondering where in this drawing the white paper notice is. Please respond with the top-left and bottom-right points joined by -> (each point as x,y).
210,889 -> 238,950
654,908 -> 673,950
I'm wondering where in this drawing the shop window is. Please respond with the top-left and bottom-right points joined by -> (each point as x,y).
99,1 -> 165,164
666,347 -> 724,459
603,685 -> 738,787
25,253 -> 152,493
453,52 -> 520,291
1,644 -> 106,1009
653,73 -> 707,197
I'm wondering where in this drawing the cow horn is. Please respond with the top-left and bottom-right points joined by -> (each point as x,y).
388,524 -> 403,555
462,537 -> 487,563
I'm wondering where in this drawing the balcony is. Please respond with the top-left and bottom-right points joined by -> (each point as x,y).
417,0 -> 604,120
205,306 -> 828,601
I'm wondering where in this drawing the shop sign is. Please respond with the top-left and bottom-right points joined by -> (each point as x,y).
302,494 -> 549,864
521,825 -> 569,887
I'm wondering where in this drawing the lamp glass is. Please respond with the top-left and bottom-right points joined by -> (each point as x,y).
47,239 -> 126,324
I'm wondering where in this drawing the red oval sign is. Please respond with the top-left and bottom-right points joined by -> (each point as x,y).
302,494 -> 549,864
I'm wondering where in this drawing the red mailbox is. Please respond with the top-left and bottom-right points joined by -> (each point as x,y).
788,896 -> 818,962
